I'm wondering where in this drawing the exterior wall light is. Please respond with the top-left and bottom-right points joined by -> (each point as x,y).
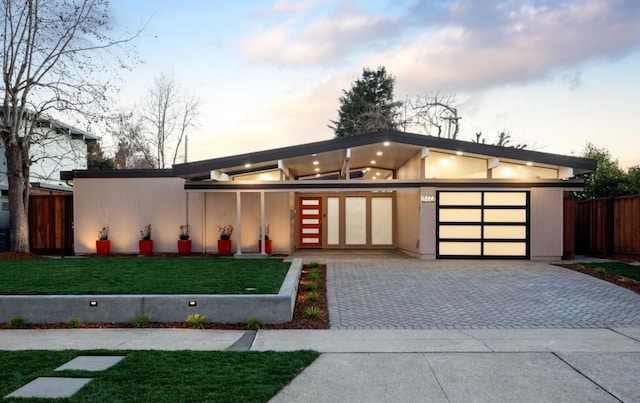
188,300 -> 197,307
89,301 -> 98,307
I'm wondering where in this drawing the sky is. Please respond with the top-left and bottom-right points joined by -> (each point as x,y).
107,0 -> 640,169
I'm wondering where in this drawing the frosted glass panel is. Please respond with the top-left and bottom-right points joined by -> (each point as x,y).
302,237 -> 319,243
439,192 -> 481,206
439,225 -> 482,239
327,197 -> 339,245
439,242 -> 481,255
439,209 -> 481,222
301,199 -> 320,205
345,197 -> 366,244
302,228 -> 319,234
302,209 -> 319,215
302,218 -> 319,225
484,242 -> 527,256
484,226 -> 526,239
484,209 -> 526,223
371,197 -> 392,244
484,192 -> 527,206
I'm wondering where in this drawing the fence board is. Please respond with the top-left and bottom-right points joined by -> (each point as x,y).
28,194 -> 74,254
573,195 -> 640,259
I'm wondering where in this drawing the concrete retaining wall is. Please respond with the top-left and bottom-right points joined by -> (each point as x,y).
0,259 -> 301,325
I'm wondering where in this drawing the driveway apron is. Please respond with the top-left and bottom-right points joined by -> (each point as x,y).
326,259 -> 640,329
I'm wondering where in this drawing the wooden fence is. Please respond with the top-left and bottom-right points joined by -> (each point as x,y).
566,194 -> 640,259
28,194 -> 74,254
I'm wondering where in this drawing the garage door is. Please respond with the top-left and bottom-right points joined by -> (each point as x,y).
437,191 -> 530,258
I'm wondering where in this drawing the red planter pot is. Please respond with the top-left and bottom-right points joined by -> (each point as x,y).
218,239 -> 232,256
258,239 -> 272,255
139,240 -> 153,256
96,240 -> 111,256
177,239 -> 192,256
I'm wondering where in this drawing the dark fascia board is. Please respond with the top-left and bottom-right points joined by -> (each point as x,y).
185,178 -> 585,191
60,169 -> 175,180
172,130 -> 597,178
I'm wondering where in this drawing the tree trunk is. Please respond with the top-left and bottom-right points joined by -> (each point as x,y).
5,143 -> 30,252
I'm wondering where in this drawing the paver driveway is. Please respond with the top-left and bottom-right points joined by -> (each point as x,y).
326,259 -> 640,329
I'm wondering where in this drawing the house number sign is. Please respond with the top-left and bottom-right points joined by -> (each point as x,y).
421,194 -> 435,203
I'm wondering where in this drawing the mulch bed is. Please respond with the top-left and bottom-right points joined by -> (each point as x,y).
0,253 -> 329,330
555,263 -> 640,295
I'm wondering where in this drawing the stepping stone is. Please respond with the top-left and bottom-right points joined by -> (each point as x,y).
55,355 -> 125,372
6,377 -> 92,398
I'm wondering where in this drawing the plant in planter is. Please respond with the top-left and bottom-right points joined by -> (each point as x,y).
217,224 -> 233,256
258,224 -> 272,255
178,224 -> 191,256
139,224 -> 153,256
96,226 -> 111,256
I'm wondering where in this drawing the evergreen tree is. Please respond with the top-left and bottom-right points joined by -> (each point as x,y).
329,67 -> 400,138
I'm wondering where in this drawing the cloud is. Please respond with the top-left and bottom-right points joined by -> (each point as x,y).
241,2 -> 403,67
373,0 -> 640,92
242,0 -> 640,91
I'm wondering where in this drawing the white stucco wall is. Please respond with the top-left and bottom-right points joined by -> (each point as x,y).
530,187 -> 564,260
74,177 -> 189,254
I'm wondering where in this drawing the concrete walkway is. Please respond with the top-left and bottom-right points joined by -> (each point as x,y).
2,327 -> 640,402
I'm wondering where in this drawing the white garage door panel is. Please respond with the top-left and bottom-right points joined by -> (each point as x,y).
484,226 -> 527,239
484,209 -> 527,223
439,225 -> 482,239
484,192 -> 527,206
484,242 -> 527,256
439,192 -> 482,206
439,209 -> 482,222
439,242 -> 482,255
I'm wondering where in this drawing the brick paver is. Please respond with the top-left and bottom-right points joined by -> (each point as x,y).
326,259 -> 640,329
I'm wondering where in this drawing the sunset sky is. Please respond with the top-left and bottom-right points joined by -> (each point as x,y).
108,0 -> 640,168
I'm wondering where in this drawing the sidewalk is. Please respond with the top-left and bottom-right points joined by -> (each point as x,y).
2,327 -> 639,402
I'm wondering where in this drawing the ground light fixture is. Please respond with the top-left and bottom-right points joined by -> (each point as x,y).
188,300 -> 197,307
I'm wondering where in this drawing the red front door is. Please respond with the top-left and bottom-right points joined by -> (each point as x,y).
299,197 -> 322,247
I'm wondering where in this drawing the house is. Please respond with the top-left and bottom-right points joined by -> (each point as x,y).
0,115 -> 97,246
63,130 -> 596,260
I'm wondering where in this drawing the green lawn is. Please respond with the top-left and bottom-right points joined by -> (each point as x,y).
583,262 -> 640,281
0,258 -> 289,295
0,350 -> 319,402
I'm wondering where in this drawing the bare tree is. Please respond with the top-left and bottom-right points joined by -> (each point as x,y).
0,0 -> 140,252
111,111 -> 154,169
472,130 -> 528,149
141,72 -> 199,168
403,92 -> 460,139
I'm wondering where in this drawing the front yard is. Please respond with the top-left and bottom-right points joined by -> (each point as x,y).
0,258 -> 290,295
0,350 -> 319,402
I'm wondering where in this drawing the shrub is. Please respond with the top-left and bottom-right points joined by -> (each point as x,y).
305,281 -> 318,291
594,267 -> 607,274
247,315 -> 263,330
186,313 -> 207,329
304,307 -> 325,320
133,315 -> 151,328
67,318 -> 83,328
306,292 -> 321,302
7,316 -> 26,329
308,269 -> 320,282
307,261 -> 320,268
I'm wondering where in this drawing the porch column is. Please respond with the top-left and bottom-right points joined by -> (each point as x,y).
236,191 -> 242,255
260,191 -> 266,254
202,193 -> 207,253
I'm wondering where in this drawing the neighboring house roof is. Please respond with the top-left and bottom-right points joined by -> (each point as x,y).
172,130 -> 597,180
0,109 -> 98,144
